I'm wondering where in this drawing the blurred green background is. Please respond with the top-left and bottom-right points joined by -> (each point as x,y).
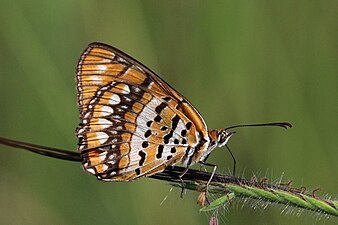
0,1 -> 337,224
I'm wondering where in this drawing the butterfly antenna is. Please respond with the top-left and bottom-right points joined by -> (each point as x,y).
0,136 -> 82,162
223,122 -> 291,176
225,122 -> 292,131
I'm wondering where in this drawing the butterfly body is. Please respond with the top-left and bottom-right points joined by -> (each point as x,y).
76,43 -> 232,181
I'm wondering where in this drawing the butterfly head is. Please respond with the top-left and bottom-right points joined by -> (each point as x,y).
197,129 -> 235,163
208,129 -> 235,149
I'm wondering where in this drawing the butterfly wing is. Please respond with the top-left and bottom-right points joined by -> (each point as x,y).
76,42 -> 210,181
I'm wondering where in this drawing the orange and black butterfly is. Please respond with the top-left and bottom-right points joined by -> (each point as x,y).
0,42 -> 291,182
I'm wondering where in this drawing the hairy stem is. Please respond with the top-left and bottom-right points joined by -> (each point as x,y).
152,166 -> 338,217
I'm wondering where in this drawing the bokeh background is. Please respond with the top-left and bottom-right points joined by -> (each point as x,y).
0,1 -> 337,225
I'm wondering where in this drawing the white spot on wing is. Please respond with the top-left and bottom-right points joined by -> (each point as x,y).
122,84 -> 130,94
99,153 -> 107,161
78,128 -> 86,134
95,132 -> 109,144
148,82 -> 154,88
84,112 -> 91,119
110,171 -> 116,176
98,118 -> 112,129
86,168 -> 96,174
97,65 -> 107,71
108,153 -> 118,161
109,94 -> 121,105
91,75 -> 103,82
100,106 -> 114,116
134,87 -> 141,93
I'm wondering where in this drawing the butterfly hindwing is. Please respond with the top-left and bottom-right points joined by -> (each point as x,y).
76,43 -> 210,181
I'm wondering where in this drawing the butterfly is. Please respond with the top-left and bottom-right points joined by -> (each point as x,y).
76,42 -> 237,181
0,42 -> 291,182
76,42 -> 291,181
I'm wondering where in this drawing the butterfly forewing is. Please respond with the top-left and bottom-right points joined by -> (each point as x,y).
76,43 -> 210,181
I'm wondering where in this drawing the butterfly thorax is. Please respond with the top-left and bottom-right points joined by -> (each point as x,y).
193,129 -> 233,163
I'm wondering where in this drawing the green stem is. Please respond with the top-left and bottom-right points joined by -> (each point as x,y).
152,166 -> 338,217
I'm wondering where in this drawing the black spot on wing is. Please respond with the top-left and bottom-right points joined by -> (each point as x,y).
160,126 -> 168,131
156,145 -> 164,159
138,151 -> 146,166
163,130 -> 174,144
154,115 -> 162,122
146,121 -> 152,127
163,96 -> 171,101
142,141 -> 149,148
170,147 -> 176,153
155,102 -> 167,114
171,114 -> 180,130
140,76 -> 153,88
144,130 -> 152,138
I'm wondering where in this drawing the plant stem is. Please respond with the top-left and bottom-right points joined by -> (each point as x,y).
151,166 -> 338,217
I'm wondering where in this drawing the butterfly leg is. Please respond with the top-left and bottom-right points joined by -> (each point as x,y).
201,145 -> 236,176
225,144 -> 236,176
199,154 -> 211,171
179,167 -> 189,198
198,161 -> 217,203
